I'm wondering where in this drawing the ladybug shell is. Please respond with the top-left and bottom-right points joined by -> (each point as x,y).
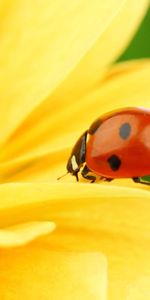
86,107 -> 150,178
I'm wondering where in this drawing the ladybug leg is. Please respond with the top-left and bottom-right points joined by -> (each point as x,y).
132,177 -> 150,186
81,164 -> 96,183
74,171 -> 79,182
100,176 -> 113,182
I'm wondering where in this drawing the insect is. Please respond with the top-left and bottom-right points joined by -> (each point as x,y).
60,107 -> 150,186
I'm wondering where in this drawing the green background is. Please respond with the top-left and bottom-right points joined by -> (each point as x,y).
118,7 -> 150,61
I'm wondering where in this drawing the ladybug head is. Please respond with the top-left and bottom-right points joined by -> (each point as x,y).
66,155 -> 80,181
66,131 -> 88,181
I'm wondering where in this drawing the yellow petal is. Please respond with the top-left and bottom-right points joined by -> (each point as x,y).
0,221 -> 55,248
0,182 -> 149,226
0,249 -> 107,300
0,182 -> 149,299
1,59 -> 150,180
77,59 -> 150,124
126,277 -> 150,300
48,0 -> 149,102
45,212 -> 150,300
0,0 -> 125,145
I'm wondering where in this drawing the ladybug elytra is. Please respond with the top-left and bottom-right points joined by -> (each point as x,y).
66,107 -> 150,185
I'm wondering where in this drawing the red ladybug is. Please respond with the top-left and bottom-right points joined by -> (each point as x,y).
66,107 -> 150,185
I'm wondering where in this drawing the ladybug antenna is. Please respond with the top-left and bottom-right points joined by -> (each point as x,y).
57,171 -> 69,180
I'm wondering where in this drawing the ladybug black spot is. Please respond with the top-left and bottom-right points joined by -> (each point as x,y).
119,122 -> 131,140
88,118 -> 101,135
107,155 -> 121,171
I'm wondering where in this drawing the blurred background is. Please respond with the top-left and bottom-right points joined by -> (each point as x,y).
118,7 -> 150,61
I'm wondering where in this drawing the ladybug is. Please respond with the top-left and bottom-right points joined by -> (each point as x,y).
65,107 -> 150,185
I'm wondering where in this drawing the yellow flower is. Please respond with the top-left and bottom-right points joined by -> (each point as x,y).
0,0 -> 150,299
